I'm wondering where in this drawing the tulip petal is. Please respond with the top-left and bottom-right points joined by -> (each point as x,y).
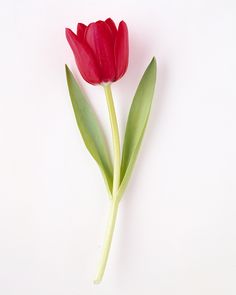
114,21 -> 129,80
66,28 -> 101,84
85,21 -> 116,82
77,23 -> 87,39
105,18 -> 117,40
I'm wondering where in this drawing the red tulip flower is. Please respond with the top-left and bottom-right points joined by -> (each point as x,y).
66,18 -> 129,85
65,17 -> 156,284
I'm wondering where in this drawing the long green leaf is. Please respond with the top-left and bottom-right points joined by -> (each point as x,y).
65,65 -> 113,195
118,57 -> 157,199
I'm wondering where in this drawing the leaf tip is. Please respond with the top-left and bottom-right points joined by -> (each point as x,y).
151,56 -> 157,70
65,64 -> 70,73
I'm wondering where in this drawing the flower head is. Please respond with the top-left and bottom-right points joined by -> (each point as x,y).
66,18 -> 129,85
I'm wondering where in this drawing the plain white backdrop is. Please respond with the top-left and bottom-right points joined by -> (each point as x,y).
0,0 -> 236,294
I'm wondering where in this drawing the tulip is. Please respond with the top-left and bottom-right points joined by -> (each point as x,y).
65,17 -> 156,284
66,18 -> 129,85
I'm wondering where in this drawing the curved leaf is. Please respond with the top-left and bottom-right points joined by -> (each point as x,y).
65,65 -> 113,195
118,57 -> 157,199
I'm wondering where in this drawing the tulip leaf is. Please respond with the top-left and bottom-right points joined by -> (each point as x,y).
65,65 -> 113,195
118,57 -> 157,199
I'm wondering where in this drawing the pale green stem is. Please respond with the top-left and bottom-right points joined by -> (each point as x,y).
94,200 -> 119,284
103,84 -> 121,196
94,84 -> 121,284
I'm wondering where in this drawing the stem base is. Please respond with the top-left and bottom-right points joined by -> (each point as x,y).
94,200 -> 119,284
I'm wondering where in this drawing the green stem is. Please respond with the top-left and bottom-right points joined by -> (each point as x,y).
103,84 -> 121,196
94,84 -> 121,284
94,200 -> 119,284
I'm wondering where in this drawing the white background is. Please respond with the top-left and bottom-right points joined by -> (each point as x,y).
0,0 -> 236,294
